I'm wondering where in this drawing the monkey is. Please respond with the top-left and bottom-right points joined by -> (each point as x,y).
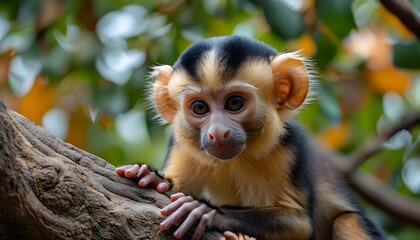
116,35 -> 384,240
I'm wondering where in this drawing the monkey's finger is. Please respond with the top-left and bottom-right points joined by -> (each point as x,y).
136,164 -> 151,178
115,165 -> 135,177
138,172 -> 159,187
139,170 -> 170,191
160,198 -> 201,230
223,231 -> 255,240
138,172 -> 171,192
125,164 -> 141,178
170,192 -> 186,202
237,233 -> 246,240
244,234 -> 256,240
119,164 -> 140,178
192,209 -> 216,240
223,231 -> 239,240
175,204 -> 208,239
156,181 -> 171,193
161,195 -> 193,216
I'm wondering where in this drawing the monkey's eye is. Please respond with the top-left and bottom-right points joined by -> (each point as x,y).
225,95 -> 245,112
191,100 -> 210,115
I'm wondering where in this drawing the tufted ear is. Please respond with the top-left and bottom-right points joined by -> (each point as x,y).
270,53 -> 309,110
152,65 -> 177,123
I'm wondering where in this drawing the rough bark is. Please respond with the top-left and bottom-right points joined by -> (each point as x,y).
0,101 -> 219,240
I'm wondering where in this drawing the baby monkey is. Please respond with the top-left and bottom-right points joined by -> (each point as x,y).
117,36 -> 383,240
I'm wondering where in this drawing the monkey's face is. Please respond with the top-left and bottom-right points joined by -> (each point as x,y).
180,82 -> 258,160
152,36 -> 312,163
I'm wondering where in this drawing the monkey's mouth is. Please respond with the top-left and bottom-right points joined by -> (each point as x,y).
205,143 -> 245,160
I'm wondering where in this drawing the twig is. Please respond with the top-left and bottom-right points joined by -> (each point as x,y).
380,0 -> 420,39
346,112 -> 420,174
323,111 -> 420,227
351,171 -> 420,228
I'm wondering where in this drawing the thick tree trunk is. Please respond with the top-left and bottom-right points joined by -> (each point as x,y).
0,101 -> 218,240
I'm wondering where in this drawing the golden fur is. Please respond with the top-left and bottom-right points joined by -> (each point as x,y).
152,43 -> 381,239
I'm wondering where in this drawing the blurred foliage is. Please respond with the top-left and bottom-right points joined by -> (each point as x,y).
1,0 -> 420,238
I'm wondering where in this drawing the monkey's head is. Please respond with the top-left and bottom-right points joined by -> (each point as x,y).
151,36 -> 314,163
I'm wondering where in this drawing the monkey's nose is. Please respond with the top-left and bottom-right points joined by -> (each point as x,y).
207,129 -> 230,142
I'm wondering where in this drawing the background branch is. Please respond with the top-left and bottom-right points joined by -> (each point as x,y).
351,171 -> 420,228
323,112 -> 420,228
346,112 -> 420,174
380,0 -> 420,39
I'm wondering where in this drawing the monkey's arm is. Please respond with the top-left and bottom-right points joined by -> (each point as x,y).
216,207 -> 311,239
160,193 -> 312,240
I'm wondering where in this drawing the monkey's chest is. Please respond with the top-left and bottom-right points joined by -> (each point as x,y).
202,173 -> 278,207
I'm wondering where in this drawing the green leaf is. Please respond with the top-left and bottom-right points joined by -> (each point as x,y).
352,0 -> 379,27
262,0 -> 304,40
393,41 -> 420,69
318,82 -> 342,124
316,0 -> 356,38
313,31 -> 338,68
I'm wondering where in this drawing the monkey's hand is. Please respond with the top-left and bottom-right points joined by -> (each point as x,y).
220,231 -> 257,240
159,193 -> 257,239
160,192 -> 218,240
115,164 -> 171,193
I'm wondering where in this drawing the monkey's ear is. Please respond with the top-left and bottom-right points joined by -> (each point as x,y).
270,53 -> 309,109
152,65 -> 177,123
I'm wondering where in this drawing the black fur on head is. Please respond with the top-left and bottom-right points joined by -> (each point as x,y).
173,36 -> 278,82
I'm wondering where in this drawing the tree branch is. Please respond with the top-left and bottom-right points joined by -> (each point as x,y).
0,101 -> 219,239
322,111 -> 420,228
346,112 -> 420,174
380,0 -> 420,39
350,171 -> 420,227
321,150 -> 420,228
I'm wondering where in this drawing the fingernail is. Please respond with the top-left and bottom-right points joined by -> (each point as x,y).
160,221 -> 168,230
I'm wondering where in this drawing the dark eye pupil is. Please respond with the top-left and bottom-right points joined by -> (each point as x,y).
191,101 -> 209,115
226,96 -> 245,111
